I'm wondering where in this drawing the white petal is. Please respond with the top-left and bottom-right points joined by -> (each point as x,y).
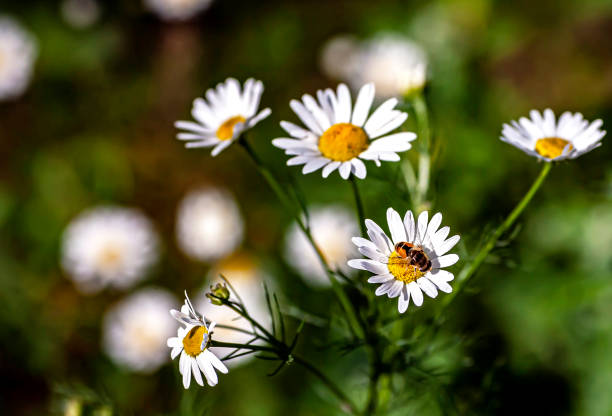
417,277 -> 438,299
387,280 -> 403,298
339,161 -> 352,179
322,161 -> 341,178
182,356 -> 192,389
302,94 -> 331,131
347,259 -> 389,274
334,83 -> 352,124
280,121 -> 312,139
386,208 -> 407,244
436,235 -> 460,256
364,98 -> 398,136
403,211 -> 416,242
415,211 -> 429,245
375,281 -> 394,296
205,349 -> 229,374
197,353 -> 218,386
408,281 -> 423,306
367,273 -> 394,283
290,99 -> 323,135
175,120 -> 213,134
369,112 -> 408,138
302,157 -> 330,174
365,219 -> 393,254
191,359 -> 204,386
351,158 -> 367,179
351,83 -> 375,127
211,140 -> 232,157
433,254 -> 459,268
398,285 -> 410,313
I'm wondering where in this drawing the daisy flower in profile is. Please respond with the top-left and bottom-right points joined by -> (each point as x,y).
283,205 -> 359,288
61,206 -> 159,294
0,17 -> 37,101
102,288 -> 178,373
348,208 -> 460,312
175,78 -> 271,156
168,292 -> 228,388
272,83 -> 416,179
501,109 -> 606,161
144,0 -> 213,21
175,187 -> 244,262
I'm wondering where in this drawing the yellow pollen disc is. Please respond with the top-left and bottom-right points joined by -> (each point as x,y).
216,115 -> 246,141
97,245 -> 121,269
535,137 -> 573,159
318,123 -> 369,161
387,251 -> 426,284
182,325 -> 208,357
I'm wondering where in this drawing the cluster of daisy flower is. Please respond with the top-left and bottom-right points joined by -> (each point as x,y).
166,70 -> 606,396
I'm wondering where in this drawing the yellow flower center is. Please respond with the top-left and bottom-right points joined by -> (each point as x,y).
387,251 -> 426,284
535,137 -> 573,159
216,115 -> 246,141
318,123 -> 369,161
182,325 -> 209,357
97,245 -> 121,270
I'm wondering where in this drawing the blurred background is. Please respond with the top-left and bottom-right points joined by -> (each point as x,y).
1,0 -> 612,414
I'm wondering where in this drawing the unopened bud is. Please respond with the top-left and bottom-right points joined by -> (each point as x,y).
206,283 -> 230,305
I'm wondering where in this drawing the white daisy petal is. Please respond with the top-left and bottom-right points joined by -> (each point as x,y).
205,349 -> 229,374
403,211 -> 416,242
365,219 -> 394,254
416,211 -> 429,245
387,208 -> 407,244
368,273 -> 394,284
335,83 -> 352,123
339,161 -> 352,179
322,161 -> 341,178
433,254 -> 459,268
408,281 -> 423,306
347,259 -> 389,275
302,157 -> 330,174
375,281 -> 395,296
351,83 -> 375,127
364,98 -> 399,136
191,359 -> 204,386
417,277 -> 438,299
398,285 -> 410,313
436,235 -> 460,256
280,121 -> 313,139
351,158 -> 367,179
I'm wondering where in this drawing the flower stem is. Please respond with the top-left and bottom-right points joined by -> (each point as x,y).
436,162 -> 552,317
349,176 -> 366,237
237,135 -> 365,339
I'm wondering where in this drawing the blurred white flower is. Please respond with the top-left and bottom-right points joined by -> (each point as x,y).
175,78 -> 271,156
176,187 -> 244,262
284,205 -> 359,288
319,34 -> 359,81
103,288 -> 178,373
196,255 -> 269,367
168,292 -> 228,388
273,83 -> 416,179
0,17 -> 37,101
61,206 -> 159,294
144,0 -> 213,21
348,208 -> 460,313
500,109 -> 606,161
60,0 -> 100,29
348,34 -> 427,98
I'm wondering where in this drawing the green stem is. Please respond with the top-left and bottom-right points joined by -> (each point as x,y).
349,176 -> 366,237
436,162 -> 552,317
293,355 -> 359,415
210,340 -> 279,353
238,136 -> 365,339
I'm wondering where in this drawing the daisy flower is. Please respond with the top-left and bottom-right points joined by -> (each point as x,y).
348,208 -> 460,312
168,292 -> 228,388
175,187 -> 244,262
61,206 -> 159,294
0,17 -> 37,101
500,109 -> 606,161
102,288 -> 178,373
347,34 -> 427,98
283,205 -> 359,287
272,83 -> 416,179
175,78 -> 271,156
144,0 -> 213,21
